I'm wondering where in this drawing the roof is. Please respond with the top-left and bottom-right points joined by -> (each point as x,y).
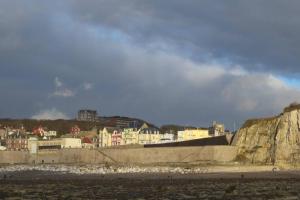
7,132 -> 28,138
82,137 -> 92,144
102,127 -> 121,133
139,127 -> 160,134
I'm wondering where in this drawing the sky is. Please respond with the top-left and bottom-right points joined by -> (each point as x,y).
1,1 -> 300,130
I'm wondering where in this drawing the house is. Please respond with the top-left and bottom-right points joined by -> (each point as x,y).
33,126 -> 46,137
138,123 -> 161,145
70,125 -> 81,137
177,128 -> 210,141
111,129 -> 122,146
32,126 -> 58,140
0,128 -> 7,148
77,127 -> 99,147
99,127 -> 124,147
81,137 -> 94,149
122,128 -> 139,145
99,127 -> 113,147
6,132 -> 28,151
44,131 -> 57,138
0,128 -> 7,140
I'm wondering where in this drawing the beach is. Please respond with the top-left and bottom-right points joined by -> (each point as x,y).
0,165 -> 300,199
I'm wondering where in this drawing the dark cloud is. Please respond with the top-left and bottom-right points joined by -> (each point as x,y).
1,1 -> 300,129
68,0 -> 300,75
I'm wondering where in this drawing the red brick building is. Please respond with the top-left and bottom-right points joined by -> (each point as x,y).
6,132 -> 28,151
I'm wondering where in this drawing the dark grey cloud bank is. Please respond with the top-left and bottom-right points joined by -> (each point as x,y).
1,1 -> 300,129
69,0 -> 300,74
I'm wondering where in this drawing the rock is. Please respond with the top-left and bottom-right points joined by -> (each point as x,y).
0,164 -> 216,175
225,185 -> 236,194
234,104 -> 300,166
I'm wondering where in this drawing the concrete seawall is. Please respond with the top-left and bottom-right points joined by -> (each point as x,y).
0,146 -> 237,165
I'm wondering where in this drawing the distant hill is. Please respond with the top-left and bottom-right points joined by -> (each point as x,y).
0,119 -> 99,135
0,116 -> 156,136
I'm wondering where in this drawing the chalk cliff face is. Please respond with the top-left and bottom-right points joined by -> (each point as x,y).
234,105 -> 300,166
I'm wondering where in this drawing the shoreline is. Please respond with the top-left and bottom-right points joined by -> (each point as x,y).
1,166 -> 300,199
1,164 -> 300,180
1,170 -> 300,183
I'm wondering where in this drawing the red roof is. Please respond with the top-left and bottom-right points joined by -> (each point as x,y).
81,137 -> 92,144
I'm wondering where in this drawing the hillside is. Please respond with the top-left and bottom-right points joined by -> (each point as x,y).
0,116 -> 154,136
0,119 -> 99,135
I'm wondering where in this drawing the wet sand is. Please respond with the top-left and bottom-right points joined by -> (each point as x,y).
1,171 -> 300,199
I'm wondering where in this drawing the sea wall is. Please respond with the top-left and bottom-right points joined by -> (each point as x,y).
0,146 -> 237,165
0,151 -> 30,164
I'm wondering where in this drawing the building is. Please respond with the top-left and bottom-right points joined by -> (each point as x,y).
0,128 -> 7,140
99,127 -> 123,147
70,125 -> 81,137
28,137 -> 38,153
91,136 -> 100,148
114,118 -> 141,128
138,123 -> 161,145
61,138 -> 82,148
81,137 -> 94,149
209,121 -> 225,136
111,129 -> 123,146
177,128 -> 210,141
6,132 -> 28,151
99,123 -> 162,147
76,127 -> 99,147
37,139 -> 62,150
122,128 -> 139,145
99,127 -> 113,147
77,109 -> 97,122
28,138 -> 82,153
33,126 -> 46,137
44,131 -> 57,138
99,117 -> 143,128
32,126 -> 58,140
0,128 -> 7,147
159,133 -> 176,143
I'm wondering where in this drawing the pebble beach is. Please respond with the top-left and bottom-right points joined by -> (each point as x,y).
0,165 -> 300,199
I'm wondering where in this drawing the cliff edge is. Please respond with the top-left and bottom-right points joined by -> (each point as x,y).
234,104 -> 300,167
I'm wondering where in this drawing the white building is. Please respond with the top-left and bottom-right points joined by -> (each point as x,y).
28,137 -> 38,154
28,138 -> 82,153
159,133 -> 176,143
44,131 -> 57,137
61,138 -> 81,148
